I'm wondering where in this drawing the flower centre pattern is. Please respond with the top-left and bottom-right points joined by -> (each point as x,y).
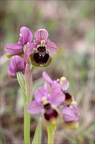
44,103 -> 58,121
33,46 -> 49,64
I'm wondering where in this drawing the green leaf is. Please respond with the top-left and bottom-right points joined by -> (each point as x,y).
32,118 -> 42,144
17,72 -> 26,97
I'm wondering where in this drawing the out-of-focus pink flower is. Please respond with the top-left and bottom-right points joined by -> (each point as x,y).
27,87 -> 64,121
27,29 -> 58,67
42,72 -> 75,106
61,103 -> 79,129
4,27 -> 32,56
62,105 -> 79,122
42,71 -> 69,92
8,55 -> 25,78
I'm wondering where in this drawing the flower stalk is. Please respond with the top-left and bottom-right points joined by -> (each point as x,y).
47,122 -> 56,144
17,63 -> 33,144
17,72 -> 31,144
24,64 -> 33,144
24,95 -> 30,144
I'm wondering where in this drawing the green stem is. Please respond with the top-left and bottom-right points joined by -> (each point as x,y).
48,130 -> 54,144
24,96 -> 30,144
47,123 -> 56,144
17,72 -> 31,144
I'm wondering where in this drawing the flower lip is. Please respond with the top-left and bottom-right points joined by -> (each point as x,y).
63,91 -> 72,100
43,103 -> 58,121
37,46 -> 46,59
29,46 -> 51,66
43,103 -> 51,109
37,46 -> 46,53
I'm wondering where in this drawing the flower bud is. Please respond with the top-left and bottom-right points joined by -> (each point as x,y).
8,55 -> 25,78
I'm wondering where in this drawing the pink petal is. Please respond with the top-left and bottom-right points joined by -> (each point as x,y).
62,107 -> 76,122
27,43 -> 37,56
50,92 -> 65,106
52,82 -> 61,92
42,71 -> 53,84
4,43 -> 23,55
7,66 -> 16,78
46,41 -> 58,56
72,106 -> 79,121
61,80 -> 69,91
24,43 -> 36,64
44,81 -> 52,93
34,87 -> 48,104
27,100 -> 42,115
42,72 -> 62,93
10,56 -> 25,71
34,29 -> 48,40
34,39 -> 40,45
20,27 -> 33,44
73,106 -> 79,114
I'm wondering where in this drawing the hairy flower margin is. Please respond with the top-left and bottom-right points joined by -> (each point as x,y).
27,72 -> 79,128
4,27 -> 58,78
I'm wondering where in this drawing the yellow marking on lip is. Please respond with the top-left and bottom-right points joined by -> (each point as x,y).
60,77 -> 66,85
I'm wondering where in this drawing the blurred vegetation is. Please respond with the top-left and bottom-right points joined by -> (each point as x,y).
0,0 -> 95,144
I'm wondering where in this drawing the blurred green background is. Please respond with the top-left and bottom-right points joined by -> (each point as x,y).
0,0 -> 95,144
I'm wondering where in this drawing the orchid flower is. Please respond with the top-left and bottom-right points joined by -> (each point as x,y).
4,27 -> 32,56
42,71 -> 78,105
62,104 -> 79,129
27,87 -> 65,122
42,71 -> 69,92
26,29 -> 58,67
